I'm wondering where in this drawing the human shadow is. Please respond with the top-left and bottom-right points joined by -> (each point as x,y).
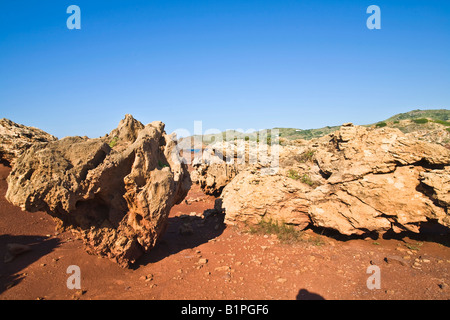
296,289 -> 325,300
0,234 -> 60,294
133,209 -> 226,268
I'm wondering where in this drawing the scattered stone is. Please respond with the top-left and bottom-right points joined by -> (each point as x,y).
214,266 -> 230,272
384,255 -> 407,267
438,283 -> 448,290
71,290 -> 87,300
277,278 -> 287,283
140,274 -> 153,282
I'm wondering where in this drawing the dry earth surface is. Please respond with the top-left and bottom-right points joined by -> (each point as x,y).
0,163 -> 449,300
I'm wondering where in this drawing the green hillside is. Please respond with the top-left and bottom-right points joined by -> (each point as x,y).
386,109 -> 450,122
187,109 -> 450,145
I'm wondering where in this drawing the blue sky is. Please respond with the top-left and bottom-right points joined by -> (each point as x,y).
1,0 -> 449,138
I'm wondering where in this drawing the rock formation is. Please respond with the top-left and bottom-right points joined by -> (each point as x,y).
219,124 -> 450,236
6,115 -> 191,267
0,118 -> 57,166
191,140 -> 279,195
190,146 -> 243,196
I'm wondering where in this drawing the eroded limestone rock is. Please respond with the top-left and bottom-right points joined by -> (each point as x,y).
6,115 -> 191,267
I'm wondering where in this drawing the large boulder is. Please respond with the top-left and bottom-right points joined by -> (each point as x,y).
6,115 -> 191,267
220,124 -> 450,236
0,118 -> 57,166
221,168 -> 311,229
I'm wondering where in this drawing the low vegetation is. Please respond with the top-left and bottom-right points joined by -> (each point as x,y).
412,118 -> 429,124
287,169 -> 300,180
158,160 -> 169,168
248,219 -> 303,244
300,173 -> 314,186
109,136 -> 119,148
297,149 -> 315,163
247,218 -> 325,246
191,109 -> 450,145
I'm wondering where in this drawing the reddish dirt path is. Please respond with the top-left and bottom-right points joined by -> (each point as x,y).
0,164 -> 449,300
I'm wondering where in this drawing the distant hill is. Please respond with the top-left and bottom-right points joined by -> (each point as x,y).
385,109 -> 450,122
185,109 -> 450,145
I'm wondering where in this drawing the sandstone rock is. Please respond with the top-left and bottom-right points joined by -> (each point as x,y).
221,169 -> 310,229
308,126 -> 450,235
419,167 -> 450,210
191,140 -> 278,195
0,118 -> 57,166
314,126 -> 449,184
220,124 -> 450,236
6,115 -> 191,267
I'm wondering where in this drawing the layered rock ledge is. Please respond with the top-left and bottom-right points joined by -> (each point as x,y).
208,124 -> 450,236
0,118 -> 57,166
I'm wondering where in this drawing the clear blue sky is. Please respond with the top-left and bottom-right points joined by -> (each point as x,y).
1,0 -> 449,138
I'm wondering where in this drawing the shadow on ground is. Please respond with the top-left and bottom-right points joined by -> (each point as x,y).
0,234 -> 60,294
296,289 -> 325,300
308,221 -> 450,248
133,210 -> 226,268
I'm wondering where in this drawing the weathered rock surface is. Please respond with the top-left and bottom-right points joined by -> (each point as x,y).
0,118 -> 57,166
220,169 -> 311,229
220,124 -> 450,236
6,115 -> 191,267
419,167 -> 450,210
191,140 -> 280,195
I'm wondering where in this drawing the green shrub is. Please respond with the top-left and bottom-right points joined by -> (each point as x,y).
375,122 -> 387,128
301,174 -> 314,186
158,160 -> 169,168
413,118 -> 429,124
287,169 -> 300,180
248,219 -> 303,244
109,136 -> 119,148
297,149 -> 315,163
434,119 -> 450,127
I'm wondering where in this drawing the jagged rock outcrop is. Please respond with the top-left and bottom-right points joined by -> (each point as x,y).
6,115 -> 191,267
190,146 -> 243,196
220,124 -> 450,236
0,118 -> 57,166
191,140 -> 280,195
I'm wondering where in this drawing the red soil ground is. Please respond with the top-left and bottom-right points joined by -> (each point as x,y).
0,164 -> 449,300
